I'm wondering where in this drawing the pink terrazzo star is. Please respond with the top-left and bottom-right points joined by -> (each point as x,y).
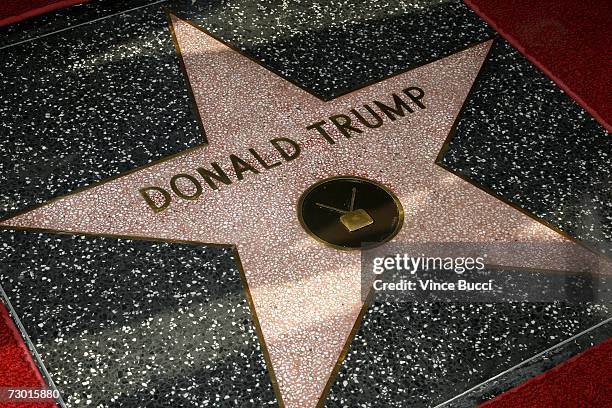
2,14 -> 609,408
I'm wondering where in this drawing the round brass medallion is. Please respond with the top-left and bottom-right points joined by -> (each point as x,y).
297,176 -> 403,250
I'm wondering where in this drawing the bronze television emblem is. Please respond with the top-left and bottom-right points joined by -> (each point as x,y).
298,176 -> 404,250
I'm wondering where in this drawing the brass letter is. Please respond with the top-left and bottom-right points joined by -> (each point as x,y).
139,186 -> 171,213
306,120 -> 335,144
271,137 -> 301,161
403,86 -> 426,109
249,148 -> 282,170
374,93 -> 413,120
351,104 -> 383,128
196,163 -> 232,190
170,173 -> 203,200
329,114 -> 363,138
230,154 -> 260,181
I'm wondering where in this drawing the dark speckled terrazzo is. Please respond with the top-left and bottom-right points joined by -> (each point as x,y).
0,230 -> 275,407
440,39 -> 611,257
171,0 -> 493,98
446,319 -> 611,407
0,6 -> 203,220
325,302 -> 610,407
1,0 -> 611,406
0,0 -> 165,48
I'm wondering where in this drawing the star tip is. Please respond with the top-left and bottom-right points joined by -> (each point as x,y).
163,8 -> 179,21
